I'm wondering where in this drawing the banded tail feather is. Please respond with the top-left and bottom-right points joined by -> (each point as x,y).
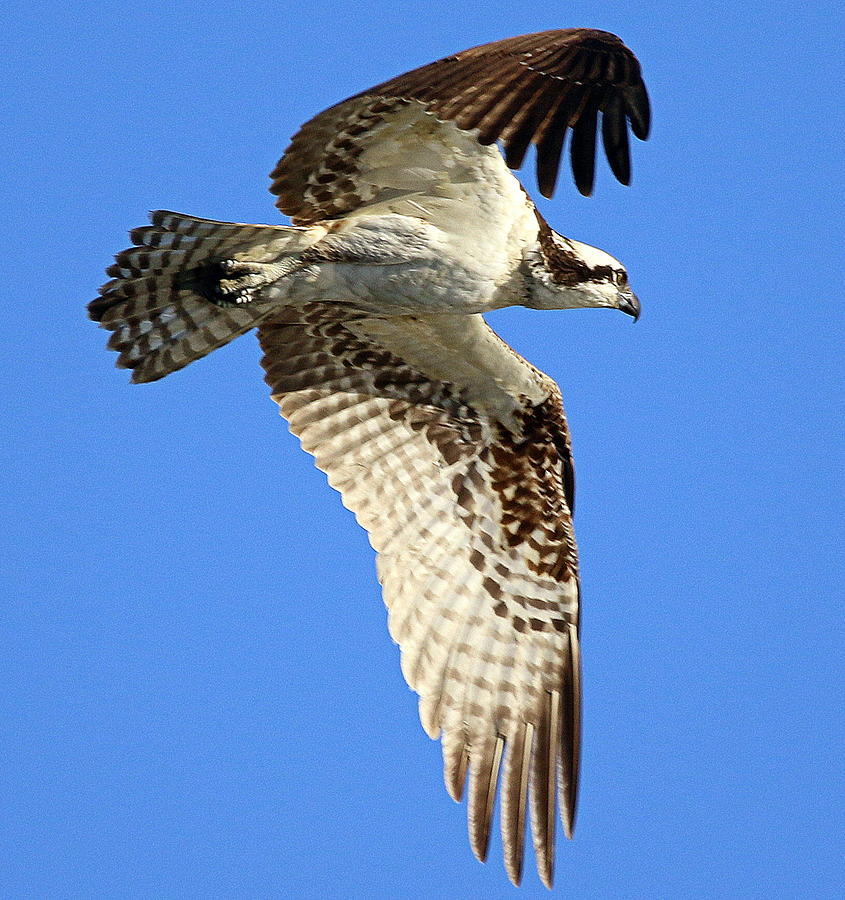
89,211 -> 315,383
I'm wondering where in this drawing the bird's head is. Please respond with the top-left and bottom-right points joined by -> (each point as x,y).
523,217 -> 640,320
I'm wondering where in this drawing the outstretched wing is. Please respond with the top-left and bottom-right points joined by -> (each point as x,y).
271,28 -> 650,224
259,305 -> 581,887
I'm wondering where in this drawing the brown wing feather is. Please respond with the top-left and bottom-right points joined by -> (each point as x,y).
364,29 -> 649,197
270,28 -> 650,219
257,305 -> 582,886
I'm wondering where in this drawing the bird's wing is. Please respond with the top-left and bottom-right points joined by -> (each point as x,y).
271,28 -> 650,225
259,304 -> 581,887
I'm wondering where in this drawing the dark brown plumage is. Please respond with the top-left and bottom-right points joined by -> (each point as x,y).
271,28 -> 650,213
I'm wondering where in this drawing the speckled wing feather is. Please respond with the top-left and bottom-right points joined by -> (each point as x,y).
259,304 -> 581,887
270,28 -> 649,222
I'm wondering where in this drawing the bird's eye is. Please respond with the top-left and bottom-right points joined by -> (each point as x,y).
614,271 -> 627,286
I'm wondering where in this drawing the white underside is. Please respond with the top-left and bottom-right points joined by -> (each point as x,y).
263,107 -> 542,315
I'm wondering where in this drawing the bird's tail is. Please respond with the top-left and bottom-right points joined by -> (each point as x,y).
89,210 -> 317,383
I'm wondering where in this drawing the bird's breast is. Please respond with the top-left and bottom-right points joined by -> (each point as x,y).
288,209 -> 535,315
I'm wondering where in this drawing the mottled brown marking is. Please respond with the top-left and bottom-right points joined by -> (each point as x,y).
344,121 -> 370,137
372,368 -> 424,390
482,577 -> 502,599
476,530 -> 495,551
487,395 -> 577,582
511,594 -> 553,612
437,437 -> 463,467
369,97 -> 410,114
455,483 -> 474,511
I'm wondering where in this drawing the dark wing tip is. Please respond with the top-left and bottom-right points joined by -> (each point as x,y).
561,623 -> 582,840
366,28 -> 649,198
601,93 -> 632,186
271,29 -> 650,221
570,97 -> 599,197
625,80 -> 652,140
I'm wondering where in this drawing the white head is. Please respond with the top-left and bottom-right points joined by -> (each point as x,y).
524,215 -> 640,319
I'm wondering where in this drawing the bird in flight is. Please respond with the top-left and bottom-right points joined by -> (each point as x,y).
89,28 -> 650,887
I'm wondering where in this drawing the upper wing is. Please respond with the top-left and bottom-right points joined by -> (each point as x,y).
259,305 -> 581,887
270,28 -> 650,223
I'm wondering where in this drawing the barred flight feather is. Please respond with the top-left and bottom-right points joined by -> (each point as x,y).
258,306 -> 581,888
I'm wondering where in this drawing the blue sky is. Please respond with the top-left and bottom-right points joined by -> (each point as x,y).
2,1 -> 843,897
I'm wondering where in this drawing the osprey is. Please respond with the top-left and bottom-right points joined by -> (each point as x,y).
89,29 -> 650,887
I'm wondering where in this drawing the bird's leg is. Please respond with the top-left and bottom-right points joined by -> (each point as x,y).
179,255 -> 312,309
212,257 -> 311,307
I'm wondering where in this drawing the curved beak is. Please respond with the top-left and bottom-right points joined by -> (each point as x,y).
617,290 -> 640,322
